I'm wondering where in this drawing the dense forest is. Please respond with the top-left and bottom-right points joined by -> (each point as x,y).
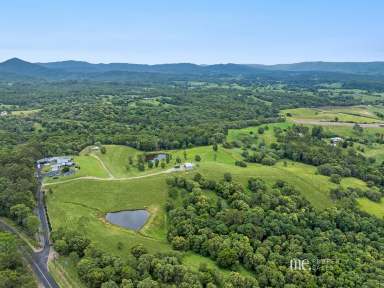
0,144 -> 41,235
0,232 -> 37,287
52,226 -> 258,288
166,174 -> 384,287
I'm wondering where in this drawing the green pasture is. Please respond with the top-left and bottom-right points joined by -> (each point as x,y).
46,174 -> 172,256
357,198 -> 384,219
282,106 -> 383,124
227,122 -> 291,146
11,109 -> 41,116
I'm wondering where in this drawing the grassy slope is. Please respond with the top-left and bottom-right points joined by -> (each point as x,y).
363,143 -> 384,164
282,106 -> 384,123
11,109 -> 41,116
227,122 -> 290,146
46,174 -> 172,255
357,198 -> 384,219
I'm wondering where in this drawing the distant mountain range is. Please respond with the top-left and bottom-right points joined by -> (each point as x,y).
1,57 -> 384,80
261,62 -> 384,75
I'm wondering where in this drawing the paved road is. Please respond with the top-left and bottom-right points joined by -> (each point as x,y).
0,168 -> 59,288
34,168 -> 59,288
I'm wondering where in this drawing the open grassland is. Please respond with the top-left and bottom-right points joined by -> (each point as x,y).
82,145 -> 145,178
319,125 -> 384,137
227,122 -> 290,146
283,106 -> 384,124
364,144 -> 384,164
358,198 -> 384,219
11,109 -> 41,116
46,174 -> 172,255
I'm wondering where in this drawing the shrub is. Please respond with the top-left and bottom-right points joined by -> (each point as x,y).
235,160 -> 247,167
171,236 -> 189,250
131,244 -> 148,258
261,156 -> 276,166
330,174 -> 341,184
224,173 -> 232,182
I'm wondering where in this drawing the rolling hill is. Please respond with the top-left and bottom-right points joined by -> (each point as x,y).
1,58 -> 384,80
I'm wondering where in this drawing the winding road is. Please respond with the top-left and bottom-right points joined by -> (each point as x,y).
0,168 -> 59,288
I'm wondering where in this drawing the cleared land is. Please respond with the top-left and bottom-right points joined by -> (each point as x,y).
358,198 -> 384,219
283,106 -> 384,124
11,109 -> 41,116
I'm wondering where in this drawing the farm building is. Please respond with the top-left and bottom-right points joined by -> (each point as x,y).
330,137 -> 343,146
37,156 -> 75,177
184,163 -> 193,170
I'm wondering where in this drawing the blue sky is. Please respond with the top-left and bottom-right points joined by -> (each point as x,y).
1,0 -> 383,64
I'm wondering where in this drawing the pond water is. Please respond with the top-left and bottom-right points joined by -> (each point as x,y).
106,210 -> 150,231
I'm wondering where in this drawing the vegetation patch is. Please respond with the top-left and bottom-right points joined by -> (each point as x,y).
358,197 -> 384,218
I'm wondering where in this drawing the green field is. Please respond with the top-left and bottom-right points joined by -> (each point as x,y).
364,144 -> 384,164
358,198 -> 384,219
283,106 -> 384,124
227,122 -> 291,146
11,109 -> 41,116
46,174 -> 172,255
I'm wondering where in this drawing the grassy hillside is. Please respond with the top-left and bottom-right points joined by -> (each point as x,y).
227,122 -> 290,146
283,106 -> 384,124
358,198 -> 384,219
46,174 -> 172,255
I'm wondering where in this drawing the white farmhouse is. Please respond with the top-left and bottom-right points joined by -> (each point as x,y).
330,137 -> 343,146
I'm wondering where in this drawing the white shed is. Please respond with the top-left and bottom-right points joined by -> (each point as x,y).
184,163 -> 193,170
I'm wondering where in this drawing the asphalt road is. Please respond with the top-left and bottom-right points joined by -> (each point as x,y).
0,168 -> 59,288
